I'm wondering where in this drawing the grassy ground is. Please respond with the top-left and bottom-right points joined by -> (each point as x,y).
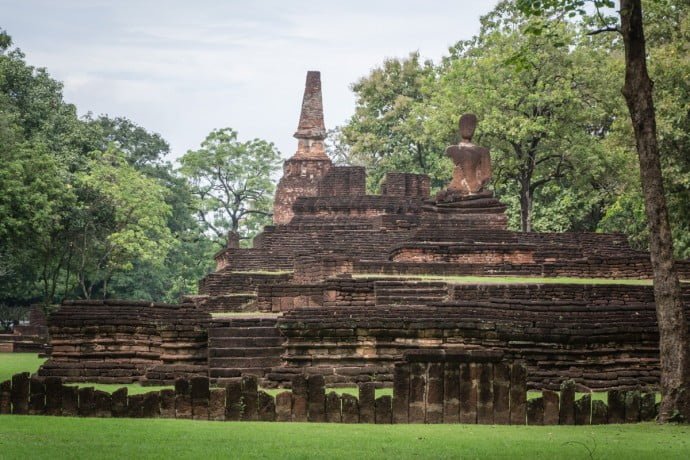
0,353 -> 171,395
353,274 -> 654,285
1,416 -> 688,459
0,352 -> 45,382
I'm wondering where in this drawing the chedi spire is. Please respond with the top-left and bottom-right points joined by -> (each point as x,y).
272,71 -> 333,225
291,71 -> 328,159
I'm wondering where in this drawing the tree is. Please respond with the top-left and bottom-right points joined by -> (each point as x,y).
341,52 -> 450,191
179,128 -> 281,246
74,148 -> 174,298
86,114 -> 215,301
423,4 -> 621,232
0,304 -> 28,332
518,0 -> 690,423
86,114 -> 170,168
0,29 -> 211,305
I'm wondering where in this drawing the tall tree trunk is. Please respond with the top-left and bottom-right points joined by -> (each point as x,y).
519,182 -> 532,232
620,0 -> 690,422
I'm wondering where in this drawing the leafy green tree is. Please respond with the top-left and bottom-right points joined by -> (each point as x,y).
341,52 -> 450,191
518,0 -> 690,424
423,4 -> 622,232
0,304 -> 28,332
86,115 -> 215,301
0,29 -> 101,307
180,128 -> 281,246
86,114 -> 170,168
74,148 -> 174,298
594,1 -> 690,258
0,29 -> 213,305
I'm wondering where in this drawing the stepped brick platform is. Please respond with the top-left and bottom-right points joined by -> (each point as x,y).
39,71 -> 690,393
207,317 -> 283,386
39,300 -> 210,385
272,282 -> 690,389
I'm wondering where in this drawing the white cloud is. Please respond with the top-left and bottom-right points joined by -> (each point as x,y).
2,0 -> 499,161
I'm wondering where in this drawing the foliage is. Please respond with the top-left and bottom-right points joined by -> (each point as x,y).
0,29 -> 215,305
424,5 -> 623,231
341,52 -> 451,192
180,128 -> 281,247
0,305 -> 28,332
516,0 -> 690,425
336,0 -> 689,247
73,148 -> 174,298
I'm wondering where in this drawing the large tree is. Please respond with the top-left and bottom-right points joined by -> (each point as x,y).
519,0 -> 690,423
179,128 -> 281,247
73,148 -> 174,299
0,30 -> 207,305
341,52 -> 450,191
423,5 -> 621,231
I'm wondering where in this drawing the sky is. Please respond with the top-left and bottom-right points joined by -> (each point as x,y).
2,0 -> 499,162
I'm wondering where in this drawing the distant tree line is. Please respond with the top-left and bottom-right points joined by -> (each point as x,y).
0,29 -> 280,314
333,0 -> 690,255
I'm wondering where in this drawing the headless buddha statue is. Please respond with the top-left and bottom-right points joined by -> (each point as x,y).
444,113 -> 492,196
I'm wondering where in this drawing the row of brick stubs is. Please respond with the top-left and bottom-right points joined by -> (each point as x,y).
0,368 -> 656,424
276,282 -> 690,389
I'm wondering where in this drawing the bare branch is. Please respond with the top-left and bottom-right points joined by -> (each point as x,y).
587,27 -> 620,36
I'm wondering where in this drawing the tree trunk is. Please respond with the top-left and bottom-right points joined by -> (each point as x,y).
620,0 -> 690,422
519,183 -> 532,232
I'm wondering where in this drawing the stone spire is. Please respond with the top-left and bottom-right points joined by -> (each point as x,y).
291,71 -> 328,159
272,71 -> 333,225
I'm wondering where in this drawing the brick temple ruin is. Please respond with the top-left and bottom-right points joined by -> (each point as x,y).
39,71 -> 690,395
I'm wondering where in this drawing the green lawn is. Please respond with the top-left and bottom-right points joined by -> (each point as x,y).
0,353 -> 171,395
0,352 -> 45,382
0,416 -> 688,459
353,274 -> 655,285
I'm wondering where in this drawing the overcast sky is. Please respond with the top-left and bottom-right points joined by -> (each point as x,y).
2,0 -> 499,162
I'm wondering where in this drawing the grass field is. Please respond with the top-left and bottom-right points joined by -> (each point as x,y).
0,352 -> 45,382
353,274 -> 655,285
0,416 -> 688,459
0,353 -> 172,395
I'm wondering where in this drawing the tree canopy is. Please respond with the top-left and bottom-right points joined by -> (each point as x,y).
179,128 -> 281,247
336,1 -> 690,256
0,30 -> 280,309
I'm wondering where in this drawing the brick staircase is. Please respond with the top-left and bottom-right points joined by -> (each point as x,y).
208,317 -> 284,385
374,280 -> 449,306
